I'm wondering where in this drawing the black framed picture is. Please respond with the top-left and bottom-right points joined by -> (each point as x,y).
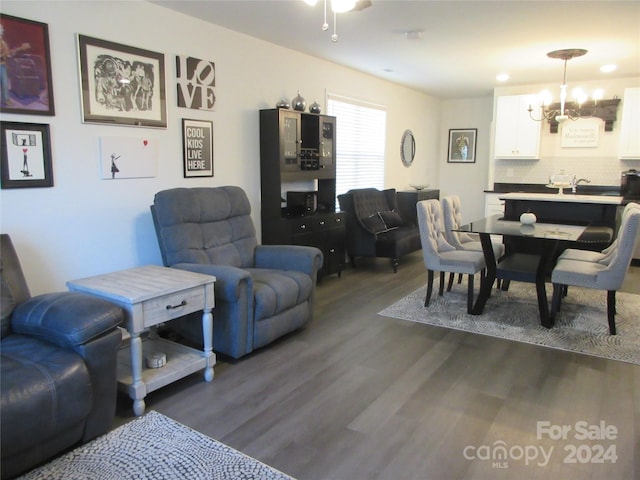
447,128 -> 477,163
0,14 -> 55,116
1,121 -> 53,188
182,119 -> 213,177
77,34 -> 167,128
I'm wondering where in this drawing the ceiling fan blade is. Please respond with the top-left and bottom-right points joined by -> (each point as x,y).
351,0 -> 372,12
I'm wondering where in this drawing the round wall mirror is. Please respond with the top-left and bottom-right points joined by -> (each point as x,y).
400,129 -> 415,167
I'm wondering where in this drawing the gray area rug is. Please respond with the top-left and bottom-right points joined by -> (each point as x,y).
18,411 -> 295,480
379,281 -> 640,365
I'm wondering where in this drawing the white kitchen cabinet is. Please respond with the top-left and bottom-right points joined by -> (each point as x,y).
619,87 -> 640,159
494,95 -> 541,159
485,193 -> 505,243
485,193 -> 505,217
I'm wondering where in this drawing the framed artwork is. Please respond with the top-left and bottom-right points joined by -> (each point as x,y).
99,136 -> 157,179
77,34 -> 167,128
176,55 -> 216,111
0,14 -> 55,116
1,121 -> 53,188
182,119 -> 213,177
447,128 -> 477,163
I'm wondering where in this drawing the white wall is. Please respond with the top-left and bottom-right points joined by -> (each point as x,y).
0,0 -> 440,294
438,95 -> 494,223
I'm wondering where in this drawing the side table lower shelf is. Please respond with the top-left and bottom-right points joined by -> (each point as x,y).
117,336 -> 215,400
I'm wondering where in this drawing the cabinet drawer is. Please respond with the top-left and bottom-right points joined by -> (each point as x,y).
141,286 -> 206,328
289,218 -> 313,234
313,213 -> 345,231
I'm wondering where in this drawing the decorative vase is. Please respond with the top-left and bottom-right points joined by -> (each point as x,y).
520,212 -> 537,225
276,97 -> 290,109
310,100 -> 321,114
292,91 -> 306,112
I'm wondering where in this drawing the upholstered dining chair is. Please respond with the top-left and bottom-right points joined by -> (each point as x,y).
417,199 -> 486,314
441,195 -> 505,291
550,202 -> 640,334
557,202 -> 638,264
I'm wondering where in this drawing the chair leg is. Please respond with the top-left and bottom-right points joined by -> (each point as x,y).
349,255 -> 356,268
562,285 -> 568,297
447,273 -> 455,292
457,273 -> 463,284
466,273 -> 475,314
550,283 -> 563,323
501,279 -> 510,291
425,270 -> 434,307
439,271 -> 445,296
607,290 -> 617,335
392,258 -> 399,273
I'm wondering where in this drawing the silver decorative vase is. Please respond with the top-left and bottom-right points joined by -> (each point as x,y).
310,100 -> 321,114
292,91 -> 306,112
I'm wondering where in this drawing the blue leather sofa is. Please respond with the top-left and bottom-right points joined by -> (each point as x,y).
151,186 -> 323,359
0,234 -> 123,479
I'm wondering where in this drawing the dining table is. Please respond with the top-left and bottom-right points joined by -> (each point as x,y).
455,215 -> 587,328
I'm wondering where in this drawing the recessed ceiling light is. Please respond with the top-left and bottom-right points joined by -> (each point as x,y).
383,68 -> 394,73
600,64 -> 617,73
404,30 -> 424,40
496,73 -> 510,82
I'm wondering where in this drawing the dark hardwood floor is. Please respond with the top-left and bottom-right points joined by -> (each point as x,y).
115,253 -> 640,480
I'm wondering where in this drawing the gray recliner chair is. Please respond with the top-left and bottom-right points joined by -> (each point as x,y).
151,186 -> 323,359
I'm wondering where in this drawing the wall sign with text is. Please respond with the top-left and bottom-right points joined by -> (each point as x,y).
176,55 -> 216,111
182,119 -> 213,178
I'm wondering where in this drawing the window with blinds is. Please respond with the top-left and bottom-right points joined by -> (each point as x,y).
327,94 -> 386,206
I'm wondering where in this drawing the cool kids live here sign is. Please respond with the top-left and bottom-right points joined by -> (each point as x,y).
183,119 -> 213,177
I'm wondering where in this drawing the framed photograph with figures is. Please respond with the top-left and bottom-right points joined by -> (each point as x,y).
1,121 -> 53,189
0,14 -> 55,116
77,34 -> 167,128
447,128 -> 477,163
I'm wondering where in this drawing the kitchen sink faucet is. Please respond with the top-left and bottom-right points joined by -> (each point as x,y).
572,177 -> 591,193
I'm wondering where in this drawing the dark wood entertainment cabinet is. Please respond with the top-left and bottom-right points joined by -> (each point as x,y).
259,108 -> 345,277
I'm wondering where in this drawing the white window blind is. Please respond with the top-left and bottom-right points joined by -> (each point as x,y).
327,95 -> 386,206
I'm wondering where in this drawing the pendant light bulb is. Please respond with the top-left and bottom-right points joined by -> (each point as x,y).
332,10 -> 338,42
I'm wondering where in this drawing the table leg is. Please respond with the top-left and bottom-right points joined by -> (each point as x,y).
130,333 -> 146,416
537,240 -> 559,328
472,233 -> 496,315
202,307 -> 215,382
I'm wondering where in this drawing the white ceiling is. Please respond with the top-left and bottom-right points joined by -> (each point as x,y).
153,0 -> 640,99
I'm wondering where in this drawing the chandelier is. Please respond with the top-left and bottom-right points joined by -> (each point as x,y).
304,0 -> 358,42
528,49 -> 604,125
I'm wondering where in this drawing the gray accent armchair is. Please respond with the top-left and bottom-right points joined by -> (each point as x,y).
151,186 -> 323,359
1,234 -> 123,479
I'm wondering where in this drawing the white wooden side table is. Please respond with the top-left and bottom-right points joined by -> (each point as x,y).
67,265 -> 216,416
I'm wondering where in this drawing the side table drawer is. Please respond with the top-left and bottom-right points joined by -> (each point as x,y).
141,286 -> 206,327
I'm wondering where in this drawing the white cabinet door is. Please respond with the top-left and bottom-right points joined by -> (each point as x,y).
619,87 -> 640,159
485,193 -> 505,217
494,95 -> 541,159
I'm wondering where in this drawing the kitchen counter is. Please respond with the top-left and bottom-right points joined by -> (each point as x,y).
488,182 -> 620,196
499,192 -> 624,205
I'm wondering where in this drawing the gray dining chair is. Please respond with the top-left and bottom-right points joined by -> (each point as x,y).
441,195 -> 505,290
550,202 -> 640,334
557,202 -> 638,264
417,199 -> 486,314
